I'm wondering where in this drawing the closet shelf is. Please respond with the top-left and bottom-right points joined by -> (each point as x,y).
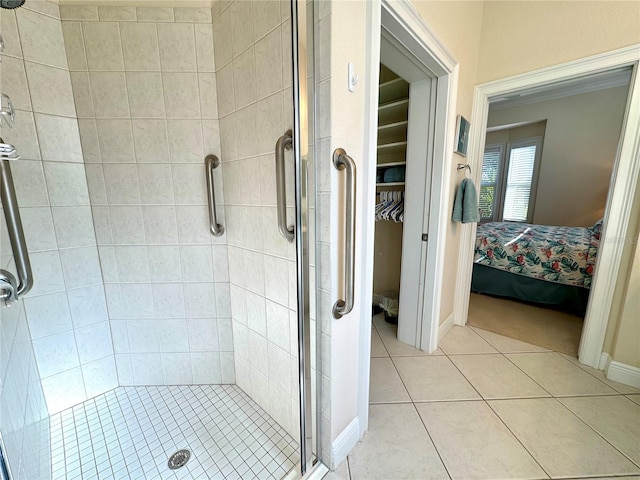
378,121 -> 408,145
378,121 -> 408,131
379,78 -> 410,104
377,161 -> 406,168
379,77 -> 406,89
378,98 -> 409,111
377,141 -> 407,153
378,99 -> 409,126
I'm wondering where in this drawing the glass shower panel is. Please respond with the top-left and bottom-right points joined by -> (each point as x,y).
0,1 -> 323,479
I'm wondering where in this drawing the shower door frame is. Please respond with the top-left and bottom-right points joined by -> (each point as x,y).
290,0 -> 328,478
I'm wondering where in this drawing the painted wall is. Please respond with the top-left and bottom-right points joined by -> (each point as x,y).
59,4 -> 234,388
319,0 -> 368,464
410,1 -> 485,325
487,85 -> 629,227
477,1 -> 640,84
610,228 -> 640,369
409,1 -> 640,332
212,0 -> 300,439
373,221 -> 403,293
476,0 -> 640,367
1,2 -> 117,415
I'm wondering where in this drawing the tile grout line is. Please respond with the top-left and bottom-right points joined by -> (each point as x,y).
371,320 -> 391,358
371,324 -> 640,479
434,339 -> 556,477
483,399 -> 553,479
51,384 -> 298,480
410,402 -> 453,480
449,328 -> 639,476
498,351 -> 557,398
555,352 -> 633,394
553,397 -> 640,471
383,340 -> 454,479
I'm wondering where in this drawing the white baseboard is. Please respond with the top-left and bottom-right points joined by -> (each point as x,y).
599,352 -> 611,371
438,312 -> 455,344
606,360 -> 640,388
331,417 -> 360,470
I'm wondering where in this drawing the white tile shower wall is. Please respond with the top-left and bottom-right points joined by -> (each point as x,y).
1,2 -> 117,416
212,1 -> 299,438
0,6 -> 50,480
0,300 -> 50,480
60,4 -> 235,388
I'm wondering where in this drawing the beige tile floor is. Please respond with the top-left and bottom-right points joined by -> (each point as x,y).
327,317 -> 640,480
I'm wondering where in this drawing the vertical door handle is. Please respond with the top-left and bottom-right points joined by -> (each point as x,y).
332,148 -> 356,319
275,130 -> 295,242
205,154 -> 225,236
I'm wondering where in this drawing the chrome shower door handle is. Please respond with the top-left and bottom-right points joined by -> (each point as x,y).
275,130 -> 295,242
205,154 -> 225,237
0,139 -> 33,301
332,148 -> 357,319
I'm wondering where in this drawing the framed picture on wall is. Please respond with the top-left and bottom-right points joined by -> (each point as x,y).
455,115 -> 470,156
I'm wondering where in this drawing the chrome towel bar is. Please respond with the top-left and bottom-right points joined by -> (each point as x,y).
205,154 -> 224,237
332,148 -> 356,319
275,130 -> 295,242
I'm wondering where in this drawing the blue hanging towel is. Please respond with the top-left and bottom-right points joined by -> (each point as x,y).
452,178 -> 480,223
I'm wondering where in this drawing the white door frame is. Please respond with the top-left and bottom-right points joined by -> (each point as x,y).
359,0 -> 458,435
453,45 -> 640,369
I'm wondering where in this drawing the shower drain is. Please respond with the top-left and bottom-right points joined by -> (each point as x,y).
168,449 -> 191,470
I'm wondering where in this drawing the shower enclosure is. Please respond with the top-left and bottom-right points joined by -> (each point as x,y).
0,0 -> 325,479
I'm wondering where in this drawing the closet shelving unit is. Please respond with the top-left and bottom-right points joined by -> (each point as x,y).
372,66 -> 410,324
377,73 -> 409,188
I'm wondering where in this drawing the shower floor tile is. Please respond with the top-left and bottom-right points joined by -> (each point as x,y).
49,385 -> 299,480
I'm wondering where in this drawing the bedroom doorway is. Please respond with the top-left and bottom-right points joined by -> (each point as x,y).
456,47 -> 640,368
468,69 -> 632,356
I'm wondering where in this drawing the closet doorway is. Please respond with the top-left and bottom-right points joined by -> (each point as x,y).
371,32 -> 437,351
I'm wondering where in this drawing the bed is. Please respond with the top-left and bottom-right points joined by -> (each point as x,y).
472,220 -> 602,314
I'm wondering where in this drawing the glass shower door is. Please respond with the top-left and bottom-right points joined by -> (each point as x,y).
0,0 -> 326,478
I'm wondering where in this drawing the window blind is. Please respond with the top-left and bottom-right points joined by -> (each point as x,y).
480,147 -> 501,220
503,145 -> 536,222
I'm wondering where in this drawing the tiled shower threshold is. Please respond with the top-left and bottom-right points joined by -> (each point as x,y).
49,385 -> 299,480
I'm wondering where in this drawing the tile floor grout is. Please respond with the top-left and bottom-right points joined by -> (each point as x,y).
50,385 -> 300,480
358,319 -> 640,480
380,322 -> 552,479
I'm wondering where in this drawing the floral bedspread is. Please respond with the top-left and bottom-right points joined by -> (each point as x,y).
474,221 -> 602,288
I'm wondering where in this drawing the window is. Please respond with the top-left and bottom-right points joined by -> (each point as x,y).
479,145 -> 503,221
480,137 -> 542,223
